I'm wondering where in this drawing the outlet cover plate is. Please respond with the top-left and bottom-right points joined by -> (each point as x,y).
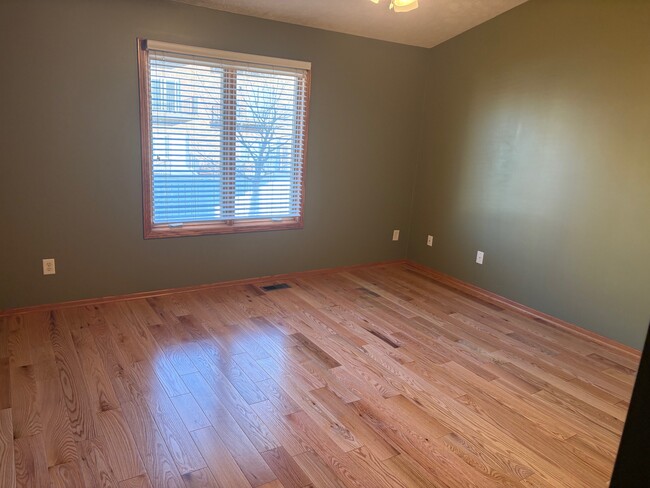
43,258 -> 56,275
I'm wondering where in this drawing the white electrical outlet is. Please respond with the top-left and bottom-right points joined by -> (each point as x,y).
392,230 -> 400,241
426,235 -> 434,247
476,251 -> 484,265
43,258 -> 56,275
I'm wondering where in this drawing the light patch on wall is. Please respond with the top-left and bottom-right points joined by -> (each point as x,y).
454,78 -> 586,227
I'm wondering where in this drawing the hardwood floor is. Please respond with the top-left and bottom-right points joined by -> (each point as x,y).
0,262 -> 639,487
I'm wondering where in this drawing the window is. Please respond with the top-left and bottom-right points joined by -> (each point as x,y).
137,39 -> 311,238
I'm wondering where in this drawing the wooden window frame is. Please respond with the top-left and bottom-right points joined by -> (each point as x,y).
137,38 -> 311,239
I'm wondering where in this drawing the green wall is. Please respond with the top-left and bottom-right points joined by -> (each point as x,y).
409,0 -> 650,348
0,0 -> 425,309
1,0 -> 648,349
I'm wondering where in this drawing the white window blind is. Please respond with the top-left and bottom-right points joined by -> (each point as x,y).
140,40 -> 310,237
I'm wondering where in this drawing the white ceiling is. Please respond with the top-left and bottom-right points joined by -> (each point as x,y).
171,0 -> 527,48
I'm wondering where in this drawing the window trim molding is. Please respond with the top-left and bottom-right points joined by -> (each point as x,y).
136,38 -> 311,239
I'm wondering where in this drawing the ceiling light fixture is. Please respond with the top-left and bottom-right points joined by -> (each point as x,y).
371,0 -> 419,13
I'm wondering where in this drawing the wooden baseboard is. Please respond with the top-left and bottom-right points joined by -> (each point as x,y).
0,259 -> 407,317
404,260 -> 641,358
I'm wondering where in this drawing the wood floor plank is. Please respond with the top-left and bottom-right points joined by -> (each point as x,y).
130,365 -> 207,475
171,393 -> 212,432
191,427 -> 252,488
383,453 -> 448,488
257,480 -> 288,488
0,263 -> 637,487
0,409 -> 16,488
147,322 -> 198,377
0,317 -> 8,359
352,398 -> 527,488
347,446 -> 410,488
126,300 -> 163,328
283,410 -> 379,488
261,446 -> 311,488
121,399 -> 185,488
48,311 -> 97,441
13,434 -> 49,488
120,474 -> 154,488
234,352 -> 272,383
65,316 -> 120,413
389,383 -> 580,487
96,408 -> 145,482
88,320 -> 139,406
330,363 -> 400,402
256,355 -> 325,394
440,362 -> 577,441
291,333 -> 341,370
441,431 -> 529,486
255,378 -> 302,416
0,357 -> 10,409
310,386 -> 399,460
272,376 -> 363,453
33,357 -> 79,467
76,437 -> 120,488
7,316 -> 31,368
113,303 -> 190,399
181,467 -> 220,488
293,450 -> 346,488
456,393 -> 606,487
223,323 -> 273,361
99,304 -> 148,365
250,400 -> 310,457
49,461 -> 84,488
181,372 -> 276,485
183,357 -> 279,453
177,315 -> 269,405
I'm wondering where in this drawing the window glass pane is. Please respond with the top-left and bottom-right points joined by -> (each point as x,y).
234,70 -> 300,220
150,56 -> 225,224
